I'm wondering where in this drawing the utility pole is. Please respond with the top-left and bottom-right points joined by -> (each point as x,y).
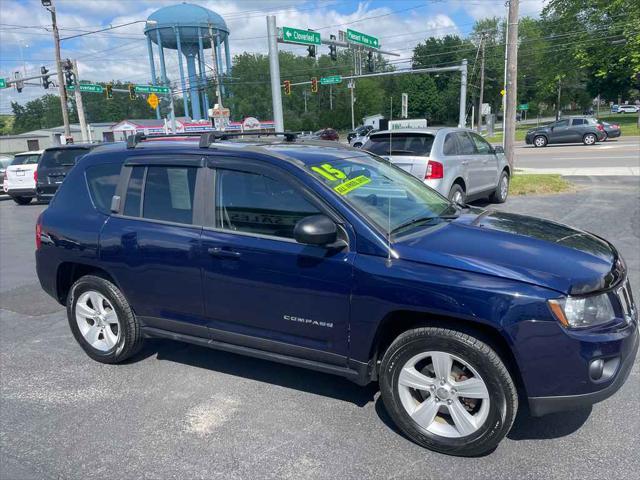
477,34 -> 486,132
266,16 -> 284,131
329,84 -> 333,110
349,80 -> 355,130
556,78 -> 562,120
71,60 -> 88,142
501,7 -> 509,146
43,1 -> 71,140
458,59 -> 468,128
303,90 -> 308,113
504,0 -> 519,166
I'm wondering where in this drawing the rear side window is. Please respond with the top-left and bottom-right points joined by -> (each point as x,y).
443,134 -> 458,155
40,148 -> 90,168
142,166 -> 197,224
572,118 -> 586,126
85,163 -> 122,213
11,154 -> 40,165
454,132 -> 476,155
364,133 -> 434,156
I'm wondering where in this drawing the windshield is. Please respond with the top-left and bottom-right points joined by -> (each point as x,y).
307,152 -> 451,235
364,133 -> 435,156
40,148 -> 90,168
0,158 -> 13,168
11,154 -> 40,166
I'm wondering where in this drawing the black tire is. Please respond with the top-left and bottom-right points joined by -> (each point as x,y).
448,183 -> 465,205
12,196 -> 32,205
583,133 -> 597,145
67,275 -> 143,364
379,327 -> 518,457
353,143 -> 363,148
533,135 -> 547,147
489,171 -> 509,204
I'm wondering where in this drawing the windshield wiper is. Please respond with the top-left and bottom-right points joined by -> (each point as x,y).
391,214 -> 460,235
386,149 -> 416,155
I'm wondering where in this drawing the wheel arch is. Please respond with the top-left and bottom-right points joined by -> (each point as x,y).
368,311 -> 526,395
56,262 -> 119,304
451,177 -> 466,192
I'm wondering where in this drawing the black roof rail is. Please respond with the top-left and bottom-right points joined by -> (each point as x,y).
199,131 -> 298,148
126,132 -> 202,149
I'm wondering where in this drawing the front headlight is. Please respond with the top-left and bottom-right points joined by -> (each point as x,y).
548,293 -> 616,329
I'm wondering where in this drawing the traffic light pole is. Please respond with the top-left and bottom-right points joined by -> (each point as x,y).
267,16 -> 284,132
72,60 -> 89,142
45,3 -> 71,140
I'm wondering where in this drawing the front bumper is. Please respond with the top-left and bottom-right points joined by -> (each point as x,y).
528,326 -> 638,416
606,129 -> 621,138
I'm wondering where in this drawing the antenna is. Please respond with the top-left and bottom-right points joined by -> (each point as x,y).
386,96 -> 393,267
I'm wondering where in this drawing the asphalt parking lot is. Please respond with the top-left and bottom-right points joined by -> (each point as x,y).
1,176 -> 639,480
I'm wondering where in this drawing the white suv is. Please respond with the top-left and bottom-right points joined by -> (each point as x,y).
4,150 -> 42,205
618,104 -> 639,113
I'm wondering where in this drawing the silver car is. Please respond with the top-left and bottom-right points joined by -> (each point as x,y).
349,129 -> 378,148
363,128 -> 511,204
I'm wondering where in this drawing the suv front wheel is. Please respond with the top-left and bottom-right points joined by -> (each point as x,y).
67,275 -> 143,363
379,327 -> 518,456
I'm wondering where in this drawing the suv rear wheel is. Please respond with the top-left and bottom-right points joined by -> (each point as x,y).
379,327 -> 518,456
448,184 -> 465,205
489,171 -> 509,203
12,196 -> 32,205
67,275 -> 143,363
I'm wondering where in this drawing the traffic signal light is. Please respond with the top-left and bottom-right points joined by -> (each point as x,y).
128,84 -> 136,100
62,59 -> 75,88
311,77 -> 318,94
307,45 -> 316,58
41,66 -> 52,89
283,80 -> 291,95
105,84 -> 113,100
329,35 -> 337,61
367,51 -> 374,72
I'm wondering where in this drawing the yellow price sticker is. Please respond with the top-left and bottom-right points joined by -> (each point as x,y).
334,175 -> 371,195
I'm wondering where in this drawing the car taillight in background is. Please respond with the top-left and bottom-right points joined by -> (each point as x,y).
596,124 -> 605,132
425,160 -> 443,180
36,213 -> 43,250
34,170 -> 38,183
613,124 -> 620,129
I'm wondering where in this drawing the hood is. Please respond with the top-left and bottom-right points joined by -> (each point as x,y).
393,209 -> 622,295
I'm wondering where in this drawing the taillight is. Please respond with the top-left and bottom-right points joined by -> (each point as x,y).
596,124 -> 604,132
426,160 -> 444,180
36,213 -> 42,250
34,170 -> 38,183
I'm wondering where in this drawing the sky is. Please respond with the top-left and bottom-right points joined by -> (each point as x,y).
0,0 -> 546,114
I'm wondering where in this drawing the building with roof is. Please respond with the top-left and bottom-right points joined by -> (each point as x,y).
0,122 -> 115,154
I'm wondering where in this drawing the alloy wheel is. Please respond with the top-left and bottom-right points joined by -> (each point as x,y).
397,351 -> 491,438
75,291 -> 120,352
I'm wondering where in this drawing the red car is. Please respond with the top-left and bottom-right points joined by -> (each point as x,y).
312,128 -> 339,141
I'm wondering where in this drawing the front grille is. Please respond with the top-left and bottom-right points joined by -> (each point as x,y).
617,280 -> 637,324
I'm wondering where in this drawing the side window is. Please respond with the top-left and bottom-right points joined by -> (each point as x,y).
555,120 -> 569,128
443,133 -> 458,156
142,166 -> 197,224
469,133 -> 492,154
216,169 -> 321,239
123,166 -> 145,217
85,163 -> 122,213
455,132 -> 476,155
572,118 -> 585,126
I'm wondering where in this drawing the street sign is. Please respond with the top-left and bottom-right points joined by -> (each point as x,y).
281,27 -> 321,46
66,84 -> 103,93
0,78 -> 6,89
147,93 -> 159,110
346,29 -> 379,48
500,88 -> 506,96
320,75 -> 342,85
518,103 -> 529,111
135,84 -> 170,95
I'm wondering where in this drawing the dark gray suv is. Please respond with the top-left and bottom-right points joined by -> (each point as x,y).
525,117 -> 607,147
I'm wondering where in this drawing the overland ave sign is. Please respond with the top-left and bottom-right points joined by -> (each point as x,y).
281,26 -> 321,46
66,84 -> 103,93
346,29 -> 379,48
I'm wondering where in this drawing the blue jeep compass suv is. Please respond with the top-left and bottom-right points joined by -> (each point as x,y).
35,132 -> 638,456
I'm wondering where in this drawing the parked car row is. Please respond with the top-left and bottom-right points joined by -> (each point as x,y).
2,144 -> 98,205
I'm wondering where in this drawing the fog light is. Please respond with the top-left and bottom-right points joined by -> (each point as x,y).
589,359 -> 604,381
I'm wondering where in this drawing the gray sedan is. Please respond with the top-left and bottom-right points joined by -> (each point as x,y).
363,128 -> 511,204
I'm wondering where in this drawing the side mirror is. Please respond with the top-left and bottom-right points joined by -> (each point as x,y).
492,145 -> 504,154
294,215 -> 338,246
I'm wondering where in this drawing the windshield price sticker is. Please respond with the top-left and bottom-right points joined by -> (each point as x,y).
334,175 -> 371,195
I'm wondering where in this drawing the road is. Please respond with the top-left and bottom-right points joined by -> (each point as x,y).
514,137 -> 639,175
1,177 -> 639,480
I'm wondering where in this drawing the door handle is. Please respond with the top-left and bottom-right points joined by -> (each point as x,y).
208,247 -> 241,258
